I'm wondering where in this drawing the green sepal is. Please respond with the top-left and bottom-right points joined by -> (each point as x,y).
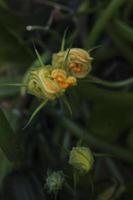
23,99 -> 48,129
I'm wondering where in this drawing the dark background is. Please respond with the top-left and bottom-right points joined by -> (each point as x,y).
0,0 -> 133,199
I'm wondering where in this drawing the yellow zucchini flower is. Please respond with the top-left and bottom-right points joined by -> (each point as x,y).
27,67 -> 77,100
52,48 -> 93,78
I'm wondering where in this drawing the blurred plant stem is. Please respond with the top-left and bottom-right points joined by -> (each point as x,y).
78,82 -> 133,107
73,169 -> 77,198
86,0 -> 126,48
55,115 -> 133,164
0,0 -> 8,9
0,109 -> 23,164
65,182 -> 73,196
107,25 -> 133,65
106,158 -> 124,184
85,75 -> 133,88
94,47 -> 117,64
106,158 -> 126,198
6,28 -> 34,59
36,0 -> 73,13
0,148 -> 12,187
123,0 -> 133,20
114,20 -> 133,44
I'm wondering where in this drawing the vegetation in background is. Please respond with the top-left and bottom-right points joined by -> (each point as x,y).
0,0 -> 133,199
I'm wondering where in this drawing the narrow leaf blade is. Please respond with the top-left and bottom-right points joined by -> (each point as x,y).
0,109 -> 23,162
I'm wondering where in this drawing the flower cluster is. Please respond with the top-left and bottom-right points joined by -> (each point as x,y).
27,48 -> 93,100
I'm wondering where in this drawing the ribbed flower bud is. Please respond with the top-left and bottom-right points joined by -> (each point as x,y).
69,147 -> 94,173
27,67 -> 77,100
52,48 -> 93,78
46,171 -> 64,193
27,67 -> 64,100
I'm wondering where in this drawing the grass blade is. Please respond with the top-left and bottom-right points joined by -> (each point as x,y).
0,108 -> 23,162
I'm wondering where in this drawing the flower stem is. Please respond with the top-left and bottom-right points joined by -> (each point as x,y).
73,169 -> 77,197
85,75 -> 133,88
65,182 -> 73,195
54,191 -> 58,200
57,116 -> 133,164
114,20 -> 133,44
106,25 -> 133,65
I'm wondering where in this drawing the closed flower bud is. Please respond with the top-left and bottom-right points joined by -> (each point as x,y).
52,48 -> 93,78
66,76 -> 77,87
69,147 -> 94,173
46,171 -> 64,193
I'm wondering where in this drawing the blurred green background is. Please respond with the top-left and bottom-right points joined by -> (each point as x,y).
0,0 -> 133,199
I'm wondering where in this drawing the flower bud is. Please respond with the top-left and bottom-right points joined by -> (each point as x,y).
69,147 -> 94,173
66,76 -> 77,87
52,48 -> 93,78
27,67 -> 64,100
46,171 -> 64,193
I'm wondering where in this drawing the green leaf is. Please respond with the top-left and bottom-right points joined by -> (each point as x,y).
0,6 -> 33,68
0,108 -> 23,162
78,82 -> 133,107
0,148 -> 12,187
0,0 -> 8,9
89,103 -> 133,142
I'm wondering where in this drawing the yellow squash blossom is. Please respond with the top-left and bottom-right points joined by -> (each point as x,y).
52,48 -> 93,78
27,67 -> 63,100
27,67 -> 77,100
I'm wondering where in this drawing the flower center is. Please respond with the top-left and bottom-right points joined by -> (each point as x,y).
51,69 -> 76,89
69,63 -> 82,73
